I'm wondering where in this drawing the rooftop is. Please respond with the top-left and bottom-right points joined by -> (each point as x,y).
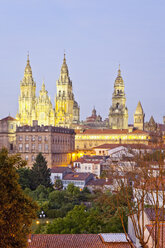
145,208 -> 165,221
75,129 -> 148,135
27,234 -> 132,248
50,167 -> 72,173
86,178 -> 113,186
0,116 -> 16,121
63,172 -> 93,181
146,224 -> 165,247
16,125 -> 75,134
93,143 -> 157,150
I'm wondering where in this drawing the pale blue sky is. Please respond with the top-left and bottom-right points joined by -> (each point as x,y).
0,0 -> 165,123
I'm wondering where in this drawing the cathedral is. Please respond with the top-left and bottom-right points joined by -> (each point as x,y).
16,54 -> 80,128
16,54 -> 145,131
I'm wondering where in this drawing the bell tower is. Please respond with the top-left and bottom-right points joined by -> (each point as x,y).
109,66 -> 128,129
55,54 -> 80,127
134,101 -> 145,130
16,54 -> 36,125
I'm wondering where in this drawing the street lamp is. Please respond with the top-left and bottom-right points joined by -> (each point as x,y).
39,211 -> 46,224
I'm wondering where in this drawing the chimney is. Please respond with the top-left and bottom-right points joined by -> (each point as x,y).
33,120 -> 38,126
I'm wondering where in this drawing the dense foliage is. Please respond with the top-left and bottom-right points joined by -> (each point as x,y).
16,152 -> 130,235
0,148 -> 38,248
17,153 -> 52,190
26,184 -> 129,234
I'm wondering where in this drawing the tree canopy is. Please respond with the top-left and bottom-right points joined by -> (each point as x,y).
31,153 -> 52,190
0,148 -> 38,248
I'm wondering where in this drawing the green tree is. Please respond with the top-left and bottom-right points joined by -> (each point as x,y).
17,167 -> 32,189
31,153 -> 52,190
0,148 -> 38,248
54,179 -> 63,190
46,205 -> 102,234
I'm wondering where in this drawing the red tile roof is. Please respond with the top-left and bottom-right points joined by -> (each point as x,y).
146,223 -> 165,247
93,143 -> 151,150
50,167 -> 72,173
27,234 -> 132,248
86,178 -> 113,186
75,129 -> 148,135
145,208 -> 165,221
63,172 -> 92,181
76,129 -> 129,135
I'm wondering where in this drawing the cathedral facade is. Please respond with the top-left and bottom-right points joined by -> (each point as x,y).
16,54 -> 80,128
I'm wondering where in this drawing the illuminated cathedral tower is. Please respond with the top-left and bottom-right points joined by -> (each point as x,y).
36,81 -> 55,126
109,66 -> 128,129
16,54 -> 36,125
134,101 -> 145,130
17,55 -> 55,126
55,54 -> 80,128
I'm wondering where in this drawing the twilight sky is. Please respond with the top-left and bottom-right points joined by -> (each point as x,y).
0,0 -> 165,123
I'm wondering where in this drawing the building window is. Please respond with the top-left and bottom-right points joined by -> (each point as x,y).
32,136 -> 35,141
45,144 -> 48,152
25,155 -> 28,161
10,143 -> 13,151
25,136 -> 29,141
85,166 -> 87,170
32,144 -> 35,151
19,136 -> 23,141
19,144 -> 22,152
25,144 -> 29,152
31,155 -> 35,162
38,136 -> 42,141
45,136 -> 48,141
38,144 -> 42,152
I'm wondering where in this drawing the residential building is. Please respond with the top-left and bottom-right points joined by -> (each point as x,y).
73,155 -> 107,177
62,172 -> 94,190
86,178 -> 113,193
50,167 -> 72,184
128,208 -> 165,248
15,123 -> 75,168
0,116 -> 18,152
93,143 -> 152,156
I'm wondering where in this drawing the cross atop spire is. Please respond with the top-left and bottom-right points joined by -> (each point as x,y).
24,52 -> 32,76
41,80 -> 46,91
118,64 -> 121,76
61,53 -> 68,76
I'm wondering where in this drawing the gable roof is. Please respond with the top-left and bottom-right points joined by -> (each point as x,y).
145,208 -> 165,221
27,234 -> 132,248
0,116 -> 16,121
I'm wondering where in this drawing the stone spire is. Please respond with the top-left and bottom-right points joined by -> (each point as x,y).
41,80 -> 46,91
135,101 -> 144,115
55,54 -> 80,127
134,101 -> 145,130
24,53 -> 32,77
61,53 -> 69,77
